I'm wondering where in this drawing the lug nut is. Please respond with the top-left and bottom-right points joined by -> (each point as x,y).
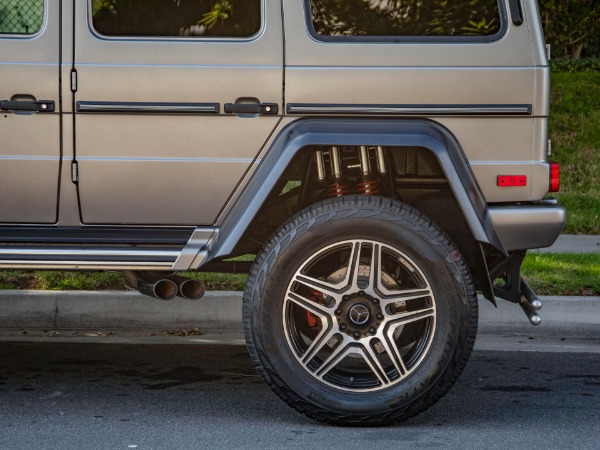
369,327 -> 376,334
343,295 -> 350,301
353,331 -> 361,340
372,298 -> 380,305
339,323 -> 347,331
335,308 -> 342,315
376,313 -> 384,320
358,291 -> 365,296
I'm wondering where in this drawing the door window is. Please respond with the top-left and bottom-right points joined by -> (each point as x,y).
308,0 -> 502,39
92,0 -> 261,38
0,0 -> 44,35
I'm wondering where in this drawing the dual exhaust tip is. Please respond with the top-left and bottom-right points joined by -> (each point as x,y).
137,275 -> 205,301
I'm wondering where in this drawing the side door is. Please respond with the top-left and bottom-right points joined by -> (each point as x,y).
0,0 -> 60,223
73,0 -> 282,225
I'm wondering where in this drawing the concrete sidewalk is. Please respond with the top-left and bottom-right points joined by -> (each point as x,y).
535,234 -> 600,253
0,290 -> 598,338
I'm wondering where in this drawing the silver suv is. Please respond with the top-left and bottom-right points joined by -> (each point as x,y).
0,0 -> 565,424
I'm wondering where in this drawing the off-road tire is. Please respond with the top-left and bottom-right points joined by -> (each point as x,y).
243,195 -> 478,425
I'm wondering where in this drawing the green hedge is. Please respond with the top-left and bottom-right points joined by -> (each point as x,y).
539,1 -> 600,58
551,57 -> 600,72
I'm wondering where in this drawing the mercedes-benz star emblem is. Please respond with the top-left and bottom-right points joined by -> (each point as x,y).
349,304 -> 370,325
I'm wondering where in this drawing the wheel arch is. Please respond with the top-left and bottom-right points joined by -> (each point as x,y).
207,118 -> 505,300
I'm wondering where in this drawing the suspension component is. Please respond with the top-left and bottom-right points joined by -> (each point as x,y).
329,180 -> 351,197
359,146 -> 371,177
356,180 -> 380,195
315,150 -> 326,182
357,146 -> 380,195
330,146 -> 342,180
376,146 -> 387,174
316,145 -> 387,197
328,146 -> 350,197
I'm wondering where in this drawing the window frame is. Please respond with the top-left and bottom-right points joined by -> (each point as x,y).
0,0 -> 47,39
86,0 -> 265,43
303,0 -> 508,44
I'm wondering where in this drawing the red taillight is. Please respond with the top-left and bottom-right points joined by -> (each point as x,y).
549,162 -> 560,192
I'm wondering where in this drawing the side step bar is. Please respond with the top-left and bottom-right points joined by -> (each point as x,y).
0,246 -> 180,270
0,227 -> 218,271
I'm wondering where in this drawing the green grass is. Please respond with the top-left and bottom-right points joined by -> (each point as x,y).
1,253 -> 597,296
0,270 -> 126,291
550,72 -> 600,234
522,253 -> 600,296
0,270 -> 248,292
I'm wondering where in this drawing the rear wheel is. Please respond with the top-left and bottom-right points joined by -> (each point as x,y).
243,196 -> 477,425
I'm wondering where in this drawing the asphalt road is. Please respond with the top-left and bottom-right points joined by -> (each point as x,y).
0,340 -> 599,450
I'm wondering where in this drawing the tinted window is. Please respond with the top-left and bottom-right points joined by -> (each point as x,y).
309,0 -> 501,38
0,0 -> 44,35
92,0 -> 261,38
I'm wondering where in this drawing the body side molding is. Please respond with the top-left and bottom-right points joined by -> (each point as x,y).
76,101 -> 220,114
286,104 -> 533,116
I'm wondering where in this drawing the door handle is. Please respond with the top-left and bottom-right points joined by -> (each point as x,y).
0,100 -> 55,113
224,102 -> 278,115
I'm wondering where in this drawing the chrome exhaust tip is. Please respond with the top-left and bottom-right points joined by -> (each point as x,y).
137,278 -> 178,301
168,275 -> 206,300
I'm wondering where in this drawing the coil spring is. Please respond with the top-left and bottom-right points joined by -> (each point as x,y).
357,180 -> 380,195
329,181 -> 351,197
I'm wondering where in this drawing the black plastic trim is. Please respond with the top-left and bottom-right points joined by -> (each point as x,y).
211,118 -> 507,258
0,227 -> 194,245
303,0 -> 508,44
507,0 -> 524,26
286,104 -> 533,116
76,101 -> 220,114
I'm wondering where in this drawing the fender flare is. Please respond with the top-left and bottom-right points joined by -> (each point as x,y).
209,118 -> 506,259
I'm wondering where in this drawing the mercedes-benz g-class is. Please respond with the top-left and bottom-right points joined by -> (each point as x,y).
0,0 -> 565,424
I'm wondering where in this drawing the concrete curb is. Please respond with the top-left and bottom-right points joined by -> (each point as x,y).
477,296 -> 599,338
0,291 -> 242,332
0,290 -> 598,338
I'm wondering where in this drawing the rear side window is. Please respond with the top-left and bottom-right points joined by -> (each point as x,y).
0,0 -> 44,35
308,0 -> 502,39
92,0 -> 261,38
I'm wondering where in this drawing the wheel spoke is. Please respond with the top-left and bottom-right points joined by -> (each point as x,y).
379,288 -> 432,308
287,291 -> 331,319
363,244 -> 381,295
286,292 -> 334,364
314,336 -> 352,377
361,340 -> 393,385
346,241 -> 363,290
387,307 -> 435,327
292,273 -> 342,306
300,327 -> 339,366
376,332 -> 407,377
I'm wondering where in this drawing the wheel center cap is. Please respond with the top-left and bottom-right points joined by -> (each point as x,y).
348,303 -> 370,325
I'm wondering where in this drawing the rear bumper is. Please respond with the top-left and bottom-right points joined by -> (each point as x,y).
488,201 -> 566,251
